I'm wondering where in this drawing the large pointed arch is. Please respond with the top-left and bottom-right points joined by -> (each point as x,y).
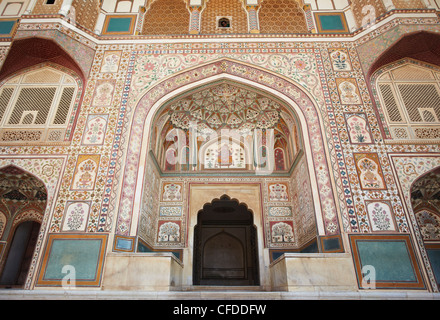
0,37 -> 86,83
115,58 -> 341,239
0,164 -> 47,288
0,157 -> 65,289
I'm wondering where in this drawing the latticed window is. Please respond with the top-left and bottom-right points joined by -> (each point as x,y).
0,66 -> 78,144
376,62 -> 440,141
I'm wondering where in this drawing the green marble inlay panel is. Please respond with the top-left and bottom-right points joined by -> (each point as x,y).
0,20 -> 16,36
107,17 -> 133,33
356,240 -> 416,282
319,15 -> 344,31
43,239 -> 103,281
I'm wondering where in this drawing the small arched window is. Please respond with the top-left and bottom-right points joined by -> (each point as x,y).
375,60 -> 440,142
0,65 -> 80,144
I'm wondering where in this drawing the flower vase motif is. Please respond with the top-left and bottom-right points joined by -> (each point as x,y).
346,114 -> 372,143
330,50 -> 351,71
354,154 -> 386,190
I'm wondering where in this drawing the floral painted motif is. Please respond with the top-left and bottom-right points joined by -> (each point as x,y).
62,202 -> 89,231
71,155 -> 100,191
162,183 -> 182,201
159,206 -> 182,216
354,153 -> 386,190
268,183 -> 289,201
345,114 -> 372,144
92,81 -> 115,106
271,221 -> 294,243
100,51 -> 122,73
329,49 -> 352,71
82,115 -> 108,145
336,78 -> 362,104
158,221 -> 180,242
366,201 -> 395,231
416,209 -> 440,240
268,207 -> 292,217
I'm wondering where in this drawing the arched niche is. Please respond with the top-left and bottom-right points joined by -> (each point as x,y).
0,63 -> 83,144
0,37 -> 87,144
150,80 -> 299,174
367,31 -> 440,140
0,165 -> 47,288
117,59 -> 340,246
0,37 -> 86,83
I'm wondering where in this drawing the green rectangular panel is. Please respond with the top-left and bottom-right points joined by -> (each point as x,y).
319,15 -> 344,31
356,240 -> 416,282
106,17 -> 133,33
0,20 -> 16,36
43,239 -> 103,281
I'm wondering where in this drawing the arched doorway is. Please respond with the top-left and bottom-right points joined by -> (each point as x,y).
0,165 -> 46,288
0,221 -> 41,286
193,195 -> 259,286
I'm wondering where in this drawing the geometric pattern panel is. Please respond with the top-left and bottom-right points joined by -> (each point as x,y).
259,0 -> 308,34
142,0 -> 190,35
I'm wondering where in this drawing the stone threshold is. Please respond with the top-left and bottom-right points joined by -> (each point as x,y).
0,289 -> 439,300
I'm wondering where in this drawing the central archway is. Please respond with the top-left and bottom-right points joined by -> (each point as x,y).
193,195 -> 259,286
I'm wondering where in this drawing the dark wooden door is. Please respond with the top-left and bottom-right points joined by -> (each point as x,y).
193,195 -> 259,286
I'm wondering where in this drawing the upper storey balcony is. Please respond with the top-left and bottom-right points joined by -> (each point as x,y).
0,0 -> 438,39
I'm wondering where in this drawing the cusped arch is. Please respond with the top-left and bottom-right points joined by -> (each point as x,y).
117,58 -> 340,238
194,194 -> 259,285
197,194 -> 254,222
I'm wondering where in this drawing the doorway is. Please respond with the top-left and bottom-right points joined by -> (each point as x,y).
193,195 -> 259,286
0,221 -> 41,287
0,165 -> 47,288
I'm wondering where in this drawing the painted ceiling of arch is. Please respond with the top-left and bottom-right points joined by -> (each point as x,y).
411,168 -> 440,213
164,82 -> 293,136
412,169 -> 440,200
0,166 -> 47,201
